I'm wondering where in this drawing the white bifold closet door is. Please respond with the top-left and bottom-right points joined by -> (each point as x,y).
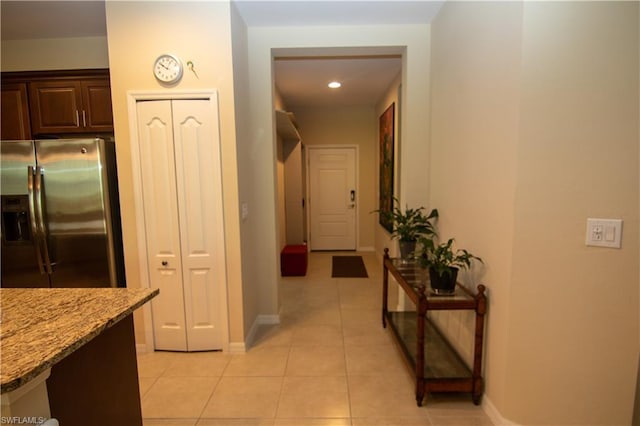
136,99 -> 223,351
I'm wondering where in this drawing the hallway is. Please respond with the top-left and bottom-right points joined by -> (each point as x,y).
137,251 -> 492,425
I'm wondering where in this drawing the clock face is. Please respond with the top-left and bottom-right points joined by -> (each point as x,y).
154,54 -> 183,84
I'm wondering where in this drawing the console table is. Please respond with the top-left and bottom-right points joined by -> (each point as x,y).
382,248 -> 487,406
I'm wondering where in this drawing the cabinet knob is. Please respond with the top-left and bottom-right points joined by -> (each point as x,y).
161,261 -> 168,266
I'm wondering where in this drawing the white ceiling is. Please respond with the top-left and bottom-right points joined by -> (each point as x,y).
274,56 -> 402,107
233,0 -> 444,27
0,0 -> 443,108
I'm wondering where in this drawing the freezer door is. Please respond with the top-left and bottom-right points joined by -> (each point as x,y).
1,140 -> 35,195
35,139 -> 115,288
0,140 -> 50,288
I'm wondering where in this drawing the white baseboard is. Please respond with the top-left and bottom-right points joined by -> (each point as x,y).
243,314 -> 281,351
137,315 -> 280,355
258,314 -> 281,325
483,395 -> 519,426
228,342 -> 247,354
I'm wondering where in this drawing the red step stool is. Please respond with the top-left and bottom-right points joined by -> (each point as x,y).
280,244 -> 308,276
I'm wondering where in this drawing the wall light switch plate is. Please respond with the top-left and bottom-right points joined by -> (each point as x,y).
586,218 -> 622,248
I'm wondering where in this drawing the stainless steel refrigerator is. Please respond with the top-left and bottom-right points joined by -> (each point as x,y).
1,138 -> 126,288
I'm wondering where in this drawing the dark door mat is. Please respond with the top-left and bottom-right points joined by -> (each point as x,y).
332,256 -> 368,278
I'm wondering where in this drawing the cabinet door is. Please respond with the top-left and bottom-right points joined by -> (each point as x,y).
29,80 -> 83,134
81,79 -> 114,132
1,83 -> 32,140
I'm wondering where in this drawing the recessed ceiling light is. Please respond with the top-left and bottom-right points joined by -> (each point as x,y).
328,81 -> 341,89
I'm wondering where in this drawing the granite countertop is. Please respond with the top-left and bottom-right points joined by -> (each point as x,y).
0,287 -> 158,393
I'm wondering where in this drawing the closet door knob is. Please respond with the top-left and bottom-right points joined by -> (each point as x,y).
162,261 -> 168,266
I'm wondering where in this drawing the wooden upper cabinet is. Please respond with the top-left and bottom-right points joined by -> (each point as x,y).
81,80 -> 114,132
1,82 -> 32,140
29,77 -> 113,135
29,80 -> 83,134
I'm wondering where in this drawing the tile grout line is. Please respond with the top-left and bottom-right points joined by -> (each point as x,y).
338,274 -> 355,426
273,344 -> 292,421
194,357 -> 228,423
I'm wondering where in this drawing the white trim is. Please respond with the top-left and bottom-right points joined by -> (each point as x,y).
305,144 -> 360,250
126,89 -> 230,353
228,342 -> 247,354
482,395 -> 520,426
357,246 -> 375,252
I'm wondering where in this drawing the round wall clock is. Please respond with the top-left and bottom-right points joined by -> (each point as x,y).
153,54 -> 183,84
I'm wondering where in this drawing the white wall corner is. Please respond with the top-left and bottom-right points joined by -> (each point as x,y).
242,314 -> 281,351
482,396 -> 520,426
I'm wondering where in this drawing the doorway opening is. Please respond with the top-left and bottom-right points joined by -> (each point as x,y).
272,51 -> 402,253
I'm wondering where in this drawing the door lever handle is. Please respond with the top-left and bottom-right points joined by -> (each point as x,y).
350,190 -> 355,202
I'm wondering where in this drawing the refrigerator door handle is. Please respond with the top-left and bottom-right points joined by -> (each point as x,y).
27,166 -> 46,274
34,166 -> 53,274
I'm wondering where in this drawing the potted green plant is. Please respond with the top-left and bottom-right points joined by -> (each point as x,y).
376,198 -> 438,260
416,237 -> 482,294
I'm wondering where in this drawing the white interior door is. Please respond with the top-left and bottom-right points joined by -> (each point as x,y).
137,100 -> 187,351
308,147 -> 357,250
172,100 -> 223,351
137,98 -> 224,351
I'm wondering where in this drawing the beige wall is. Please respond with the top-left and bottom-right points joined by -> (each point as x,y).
274,92 -> 288,250
105,1 -> 245,346
430,2 -> 639,424
1,36 -> 109,71
292,106 -> 376,250
508,3 -> 639,423
230,1 -> 252,344
283,139 -> 304,245
430,1 -> 521,417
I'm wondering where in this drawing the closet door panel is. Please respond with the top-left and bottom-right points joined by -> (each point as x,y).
172,99 -> 223,350
185,268 -> 216,345
136,100 -> 187,351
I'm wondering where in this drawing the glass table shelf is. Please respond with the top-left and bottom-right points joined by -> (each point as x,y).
387,311 -> 471,379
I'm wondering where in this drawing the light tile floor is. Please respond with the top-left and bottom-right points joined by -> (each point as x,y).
137,251 -> 493,426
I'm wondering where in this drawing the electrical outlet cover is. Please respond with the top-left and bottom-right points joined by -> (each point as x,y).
586,218 -> 622,248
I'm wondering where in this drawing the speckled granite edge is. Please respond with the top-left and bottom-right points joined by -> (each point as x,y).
1,287 -> 158,393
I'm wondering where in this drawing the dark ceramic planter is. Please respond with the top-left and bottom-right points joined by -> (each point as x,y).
429,266 -> 458,295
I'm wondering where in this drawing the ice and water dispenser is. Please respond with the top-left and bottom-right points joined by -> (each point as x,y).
1,195 -> 31,244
